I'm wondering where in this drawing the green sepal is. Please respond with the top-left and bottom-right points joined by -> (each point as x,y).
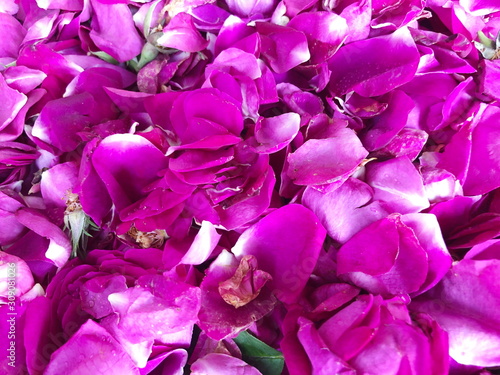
90,51 -> 119,65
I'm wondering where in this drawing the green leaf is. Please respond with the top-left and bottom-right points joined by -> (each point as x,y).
233,331 -> 284,375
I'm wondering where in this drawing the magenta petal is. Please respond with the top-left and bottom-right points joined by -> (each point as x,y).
256,22 -> 310,74
349,322 -> 433,374
15,208 -> 71,268
0,191 -> 26,246
365,157 -> 429,214
191,353 -> 262,375
296,317 -> 355,375
32,93 -> 95,153
374,127 -> 428,161
171,88 -> 244,143
89,0 -> 143,62
157,12 -> 209,53
104,276 -> 200,366
40,162 -> 79,208
337,215 -> 400,276
179,221 -> 221,266
288,12 -> 348,64
328,27 -> 419,97
401,213 -> 452,295
79,274 -> 128,319
461,0 -> 500,14
36,0 -> 83,11
303,178 -> 390,244
0,252 -> 34,299
480,59 -> 500,101
3,66 -> 47,94
462,105 -> 500,195
76,139 -> 113,226
44,320 -> 139,375
92,134 -> 168,212
253,113 -> 300,154
340,0 -> 372,43
232,204 -> 326,304
170,148 -> 234,172
0,13 -> 25,60
361,90 -> 414,151
139,348 -> 187,375
1,88 -> 44,142
0,73 -> 27,133
411,259 -> 500,367
287,128 -> 368,186
0,1 -> 17,15
215,165 -> 275,230
465,239 -> 500,261
338,214 -> 432,296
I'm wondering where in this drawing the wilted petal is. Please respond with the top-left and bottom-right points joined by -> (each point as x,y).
232,204 -> 326,303
219,255 -> 272,308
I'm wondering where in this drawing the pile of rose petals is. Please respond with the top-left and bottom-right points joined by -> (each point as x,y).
2,0 -> 500,374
